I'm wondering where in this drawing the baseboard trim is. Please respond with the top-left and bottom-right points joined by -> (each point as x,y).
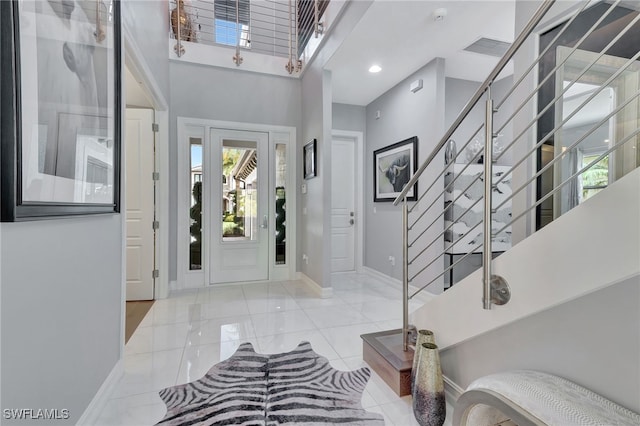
297,272 -> 332,298
76,359 -> 124,425
362,266 -> 435,304
443,374 -> 465,405
363,266 -> 402,287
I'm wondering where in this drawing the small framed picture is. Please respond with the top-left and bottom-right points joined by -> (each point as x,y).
303,139 -> 317,180
374,136 -> 418,202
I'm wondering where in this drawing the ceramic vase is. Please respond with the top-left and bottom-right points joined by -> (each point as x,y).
411,330 -> 435,386
412,342 -> 446,426
444,139 -> 457,165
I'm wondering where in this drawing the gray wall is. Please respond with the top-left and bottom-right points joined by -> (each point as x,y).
441,274 -> 640,413
364,58 -> 446,283
445,76 -> 514,166
299,64 -> 332,287
122,1 -> 170,100
1,217 -> 122,424
168,62 -> 302,281
332,103 -> 366,133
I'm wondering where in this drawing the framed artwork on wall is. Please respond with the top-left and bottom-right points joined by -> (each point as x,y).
303,139 -> 317,180
374,136 -> 418,202
0,0 -> 122,221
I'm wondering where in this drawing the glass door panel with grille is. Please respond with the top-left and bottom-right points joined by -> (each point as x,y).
210,129 -> 269,283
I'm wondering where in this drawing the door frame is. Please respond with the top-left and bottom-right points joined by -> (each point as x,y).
177,118 -> 297,288
332,130 -> 364,273
121,27 -> 170,362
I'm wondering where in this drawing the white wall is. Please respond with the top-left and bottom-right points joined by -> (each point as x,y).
168,62 -> 302,281
121,1 -> 170,100
364,58 -> 446,285
1,217 -> 122,424
440,273 -> 640,413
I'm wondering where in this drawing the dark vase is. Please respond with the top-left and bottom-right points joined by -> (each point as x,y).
412,342 -> 446,426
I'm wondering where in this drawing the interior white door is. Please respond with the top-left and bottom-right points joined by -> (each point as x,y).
210,129 -> 269,283
331,137 -> 356,272
125,108 -> 155,300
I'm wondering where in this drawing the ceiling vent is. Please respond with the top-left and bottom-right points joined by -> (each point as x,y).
463,37 -> 511,58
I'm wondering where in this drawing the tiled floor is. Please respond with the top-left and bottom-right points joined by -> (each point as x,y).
95,272 -> 453,425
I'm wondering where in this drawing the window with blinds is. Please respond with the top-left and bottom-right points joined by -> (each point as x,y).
214,0 -> 250,47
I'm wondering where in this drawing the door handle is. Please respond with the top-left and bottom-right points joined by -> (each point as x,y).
261,215 -> 268,229
349,218 -> 355,225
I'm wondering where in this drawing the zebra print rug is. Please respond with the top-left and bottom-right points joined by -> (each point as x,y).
156,341 -> 384,425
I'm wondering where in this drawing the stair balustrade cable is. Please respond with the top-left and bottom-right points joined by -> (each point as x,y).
391,0 -> 640,351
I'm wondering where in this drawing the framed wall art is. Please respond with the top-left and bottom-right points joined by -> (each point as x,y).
0,0 -> 121,221
374,136 -> 418,202
303,139 -> 316,180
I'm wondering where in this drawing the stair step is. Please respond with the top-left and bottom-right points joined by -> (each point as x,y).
361,329 -> 414,396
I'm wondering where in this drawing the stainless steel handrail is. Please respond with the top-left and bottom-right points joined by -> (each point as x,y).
393,0 -> 557,206
482,88 -> 494,310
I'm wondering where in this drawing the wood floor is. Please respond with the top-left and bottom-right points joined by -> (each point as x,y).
125,300 -> 154,343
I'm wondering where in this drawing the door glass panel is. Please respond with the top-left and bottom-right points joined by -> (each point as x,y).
275,143 -> 287,265
222,140 -> 258,241
190,137 -> 203,270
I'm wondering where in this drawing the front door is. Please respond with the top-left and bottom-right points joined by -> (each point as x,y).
209,129 -> 269,283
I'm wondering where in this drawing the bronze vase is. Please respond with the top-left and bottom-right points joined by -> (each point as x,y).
412,342 -> 446,426
171,0 -> 194,42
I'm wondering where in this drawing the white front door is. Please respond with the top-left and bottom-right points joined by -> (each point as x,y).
125,108 -> 155,300
331,137 -> 356,272
209,129 -> 269,283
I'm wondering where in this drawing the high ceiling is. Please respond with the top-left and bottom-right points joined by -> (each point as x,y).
325,0 -> 517,106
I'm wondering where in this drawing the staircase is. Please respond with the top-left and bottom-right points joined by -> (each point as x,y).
362,0 -> 640,411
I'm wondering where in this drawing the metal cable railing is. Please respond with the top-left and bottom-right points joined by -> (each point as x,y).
395,0 -> 640,350
169,0 -> 328,74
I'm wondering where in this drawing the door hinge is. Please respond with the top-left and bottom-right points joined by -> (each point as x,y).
152,123 -> 159,132
152,221 -> 160,230
152,269 -> 160,279
152,172 -> 160,181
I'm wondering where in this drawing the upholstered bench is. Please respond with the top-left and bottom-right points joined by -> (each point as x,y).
453,370 -> 640,426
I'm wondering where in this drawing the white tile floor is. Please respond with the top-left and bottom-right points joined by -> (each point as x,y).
95,273 -> 453,425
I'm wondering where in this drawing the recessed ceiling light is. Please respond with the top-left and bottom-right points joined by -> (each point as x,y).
369,65 -> 382,73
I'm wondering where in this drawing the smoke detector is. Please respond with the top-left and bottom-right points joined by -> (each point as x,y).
433,8 -> 447,21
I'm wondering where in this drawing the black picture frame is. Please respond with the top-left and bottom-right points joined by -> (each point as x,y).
303,139 -> 317,180
373,136 -> 418,202
0,0 -> 121,221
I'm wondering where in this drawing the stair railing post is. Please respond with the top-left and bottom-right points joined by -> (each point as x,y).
402,197 -> 410,350
483,86 -> 494,310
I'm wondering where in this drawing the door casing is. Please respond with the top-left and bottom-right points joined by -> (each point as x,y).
177,118 -> 297,289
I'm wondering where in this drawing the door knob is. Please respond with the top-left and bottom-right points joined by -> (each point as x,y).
349,219 -> 355,225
